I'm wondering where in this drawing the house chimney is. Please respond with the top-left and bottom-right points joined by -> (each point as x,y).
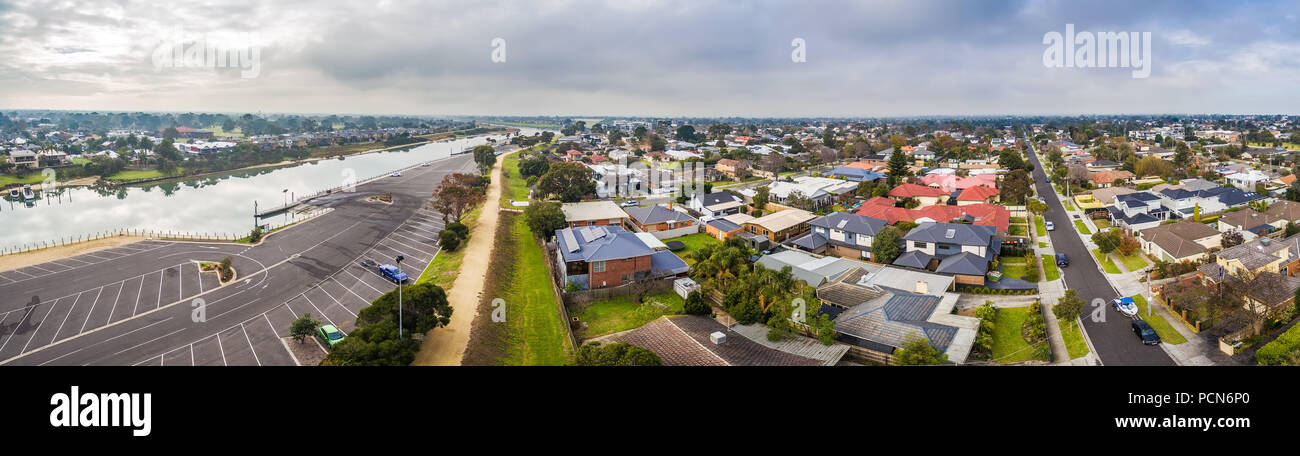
667,201 -> 673,211
915,280 -> 929,295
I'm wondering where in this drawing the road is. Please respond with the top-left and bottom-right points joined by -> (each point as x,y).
0,153 -> 477,365
1024,136 -> 1176,366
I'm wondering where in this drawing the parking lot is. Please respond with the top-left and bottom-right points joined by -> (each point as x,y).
131,205 -> 447,366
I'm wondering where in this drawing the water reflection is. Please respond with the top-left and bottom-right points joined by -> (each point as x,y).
0,128 -> 540,251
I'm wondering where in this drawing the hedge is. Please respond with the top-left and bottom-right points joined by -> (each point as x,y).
1256,322 -> 1300,366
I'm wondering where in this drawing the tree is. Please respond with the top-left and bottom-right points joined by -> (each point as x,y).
439,228 -> 461,251
471,145 -> 497,174
887,147 -> 910,186
572,342 -> 663,366
1174,141 -> 1193,168
1221,230 -> 1244,248
1000,169 -> 1033,204
1053,289 -> 1085,328
785,190 -> 814,211
1136,155 -> 1173,178
1118,231 -> 1140,256
674,125 -> 698,142
870,226 -> 903,264
1091,230 -> 1122,254
523,201 -> 568,238
537,161 -> 596,202
752,186 -> 770,211
893,334 -> 948,365
289,313 -> 319,344
683,290 -> 711,315
1066,164 -> 1091,187
432,175 -> 482,223
1027,198 -> 1048,216
447,221 -> 469,239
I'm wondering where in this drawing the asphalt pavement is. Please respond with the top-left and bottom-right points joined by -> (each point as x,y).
1024,136 -> 1176,366
0,153 -> 476,365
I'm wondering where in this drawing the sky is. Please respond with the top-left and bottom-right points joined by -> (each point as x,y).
1,0 -> 1299,117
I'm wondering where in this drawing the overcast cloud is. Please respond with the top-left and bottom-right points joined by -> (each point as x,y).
1,0 -> 1298,117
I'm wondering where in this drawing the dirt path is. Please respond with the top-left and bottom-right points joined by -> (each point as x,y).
412,154 -> 510,365
0,235 -> 145,272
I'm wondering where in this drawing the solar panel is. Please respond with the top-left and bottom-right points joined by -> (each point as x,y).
836,219 -> 848,229
562,230 -> 580,252
579,227 -> 595,242
593,227 -> 607,239
944,228 -> 956,239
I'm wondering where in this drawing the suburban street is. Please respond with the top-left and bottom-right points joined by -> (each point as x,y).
0,153 -> 476,366
1024,136 -> 1177,366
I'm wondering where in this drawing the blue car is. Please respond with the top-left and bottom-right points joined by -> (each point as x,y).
378,264 -> 408,284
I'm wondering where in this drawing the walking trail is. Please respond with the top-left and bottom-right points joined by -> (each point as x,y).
412,153 -> 509,365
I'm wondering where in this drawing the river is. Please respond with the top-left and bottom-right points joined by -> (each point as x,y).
0,127 -> 546,251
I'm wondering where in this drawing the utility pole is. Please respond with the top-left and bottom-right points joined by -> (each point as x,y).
396,254 -> 406,338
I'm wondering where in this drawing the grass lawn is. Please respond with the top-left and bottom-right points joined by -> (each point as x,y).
501,215 -> 572,365
1010,217 -> 1028,224
664,233 -> 720,266
1132,295 -> 1187,344
1041,255 -> 1060,281
501,154 -> 529,206
1091,249 -> 1121,273
990,306 -> 1039,363
105,169 -> 182,181
1118,252 -> 1148,271
573,291 -> 684,339
1000,264 -> 1031,282
1094,219 -> 1112,229
1035,216 -> 1047,236
1062,199 -> 1076,211
1039,242 -> 1048,248
1009,224 -> 1027,236
0,174 -> 47,187
414,205 -> 483,292
1073,219 -> 1091,234
1058,320 -> 1091,359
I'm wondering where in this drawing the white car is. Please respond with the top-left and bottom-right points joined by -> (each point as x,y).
1112,297 -> 1139,317
389,172 -> 402,177
420,162 -> 431,167
1045,221 -> 1055,231
619,200 -> 638,208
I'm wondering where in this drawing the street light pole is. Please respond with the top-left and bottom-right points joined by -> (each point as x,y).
396,254 -> 405,338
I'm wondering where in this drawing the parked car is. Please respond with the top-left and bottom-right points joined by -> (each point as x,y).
1112,296 -> 1139,317
1045,221 -> 1055,231
318,325 -> 346,348
1055,253 -> 1069,267
1131,320 -> 1161,345
421,162 -> 431,167
389,171 -> 402,177
619,200 -> 638,207
378,264 -> 408,284
360,259 -> 378,268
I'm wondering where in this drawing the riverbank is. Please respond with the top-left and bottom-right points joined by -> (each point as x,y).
0,235 -> 145,272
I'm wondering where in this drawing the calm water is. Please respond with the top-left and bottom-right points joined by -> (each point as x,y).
0,127 -> 544,251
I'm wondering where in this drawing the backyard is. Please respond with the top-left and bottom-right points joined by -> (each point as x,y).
664,233 -> 721,266
990,306 -> 1047,363
572,290 -> 685,339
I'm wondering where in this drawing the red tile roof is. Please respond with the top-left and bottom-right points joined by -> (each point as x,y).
864,196 -> 895,207
956,185 -> 1000,201
856,202 -> 1010,233
889,183 -> 949,198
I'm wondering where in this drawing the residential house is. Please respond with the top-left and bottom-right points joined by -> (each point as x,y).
953,185 -> 1000,206
825,166 -> 885,182
742,208 -> 817,247
767,176 -> 857,209
856,201 -> 1011,234
789,212 -> 888,260
561,201 -> 630,228
1217,209 -> 1282,240
1226,170 -> 1271,191
624,204 -> 699,239
1159,187 -> 1265,218
715,159 -> 750,180
1138,220 -> 1223,263
888,183 -> 949,207
689,191 -> 745,218
1091,170 -> 1135,188
891,222 -> 1000,286
1108,191 -> 1167,231
553,225 -> 688,290
704,213 -> 755,241
616,315 -> 836,366
1197,236 -> 1300,322
8,150 -> 38,169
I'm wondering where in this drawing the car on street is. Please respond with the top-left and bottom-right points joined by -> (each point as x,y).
619,200 -> 638,207
1112,296 -> 1139,317
1045,221 -> 1054,231
1131,320 -> 1161,345
378,263 -> 408,284
389,171 -> 402,177
318,325 -> 346,348
360,259 -> 378,268
421,162 -> 431,167
1055,252 -> 1069,267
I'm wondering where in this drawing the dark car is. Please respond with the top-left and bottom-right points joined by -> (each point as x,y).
1131,320 -> 1161,345
1055,253 -> 1069,267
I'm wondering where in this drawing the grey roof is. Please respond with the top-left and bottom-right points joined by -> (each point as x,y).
617,316 -> 822,366
700,191 -> 742,207
833,290 -> 958,353
1116,191 -> 1161,204
706,218 -> 743,232
903,222 -> 996,247
809,212 -> 887,237
1180,178 -> 1220,191
892,250 -> 934,269
649,250 -> 690,276
1217,236 -> 1293,271
555,225 -> 653,263
624,205 -> 697,225
790,232 -> 828,250
1107,206 -> 1160,227
756,249 -> 870,287
935,251 -> 989,276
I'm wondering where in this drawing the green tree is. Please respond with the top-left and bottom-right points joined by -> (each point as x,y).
289,313 -> 319,344
523,201 -> 568,238
472,145 -> 497,175
1091,230 -> 1121,253
537,161 -> 597,202
893,334 -> 948,365
1000,169 -> 1033,204
1053,289 -> 1084,329
887,147 -> 910,186
439,229 -> 461,251
752,186 -> 770,211
683,290 -> 711,315
870,226 -> 904,263
572,342 -> 663,366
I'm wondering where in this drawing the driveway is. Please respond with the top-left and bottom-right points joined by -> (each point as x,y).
1024,136 -> 1176,365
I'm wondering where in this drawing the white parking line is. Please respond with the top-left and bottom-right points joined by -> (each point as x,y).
0,307 -> 35,354
77,285 -> 107,334
240,324 -> 262,366
107,328 -> 186,361
132,275 -> 145,316
155,269 -> 164,309
389,230 -> 436,246
343,269 -> 387,295
316,285 -> 359,318
105,278 -> 127,323
299,294 -> 336,327
264,313 -> 281,338
26,296 -> 70,353
331,277 -> 377,307
197,264 -> 204,294
215,333 -> 228,366
384,237 -> 435,257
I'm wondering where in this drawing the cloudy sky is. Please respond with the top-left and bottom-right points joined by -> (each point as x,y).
1,0 -> 1298,117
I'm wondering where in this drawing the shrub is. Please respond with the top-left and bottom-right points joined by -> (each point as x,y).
683,291 -> 711,316
439,229 -> 461,251
447,221 -> 470,239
